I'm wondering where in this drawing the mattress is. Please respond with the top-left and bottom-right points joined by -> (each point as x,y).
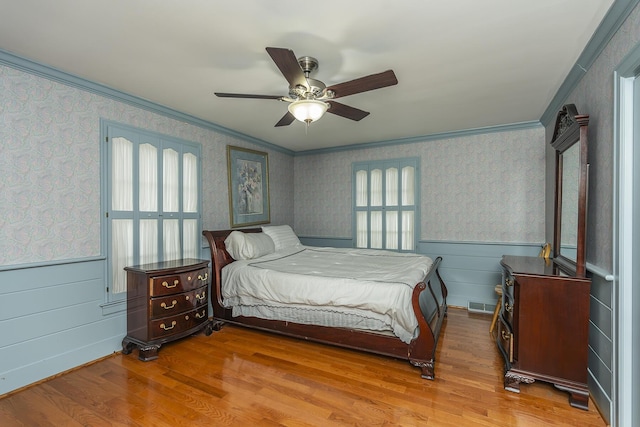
221,246 -> 434,344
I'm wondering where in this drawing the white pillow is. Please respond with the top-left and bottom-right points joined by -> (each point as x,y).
224,231 -> 275,260
261,225 -> 301,251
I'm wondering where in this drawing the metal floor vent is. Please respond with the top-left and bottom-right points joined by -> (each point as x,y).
467,301 -> 496,314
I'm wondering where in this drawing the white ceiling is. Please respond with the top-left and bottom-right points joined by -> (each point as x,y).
0,0 -> 614,152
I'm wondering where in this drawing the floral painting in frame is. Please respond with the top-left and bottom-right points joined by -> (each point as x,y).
227,145 -> 270,227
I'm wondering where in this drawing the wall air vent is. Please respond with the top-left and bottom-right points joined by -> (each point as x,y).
467,301 -> 496,314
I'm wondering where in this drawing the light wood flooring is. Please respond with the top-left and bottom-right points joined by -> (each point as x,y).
0,308 -> 607,426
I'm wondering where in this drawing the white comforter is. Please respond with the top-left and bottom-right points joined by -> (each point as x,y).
221,246 -> 434,343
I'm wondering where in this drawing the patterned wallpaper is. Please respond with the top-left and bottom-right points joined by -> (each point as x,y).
548,2 -> 640,271
0,65 -> 294,266
294,127 -> 546,243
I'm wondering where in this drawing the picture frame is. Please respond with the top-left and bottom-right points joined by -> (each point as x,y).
227,145 -> 270,227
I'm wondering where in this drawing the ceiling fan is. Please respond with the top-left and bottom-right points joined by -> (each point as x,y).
215,47 -> 398,127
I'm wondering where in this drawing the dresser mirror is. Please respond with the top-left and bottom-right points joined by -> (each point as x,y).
551,104 -> 589,277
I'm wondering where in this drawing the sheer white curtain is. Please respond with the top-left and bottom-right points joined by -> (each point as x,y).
356,170 -> 368,207
182,153 -> 199,258
370,169 -> 382,206
356,170 -> 368,248
112,138 -> 132,211
356,211 -> 368,248
370,211 -> 382,248
163,148 -> 179,212
111,220 -> 132,294
111,138 -> 133,294
139,219 -> 158,265
183,219 -> 198,259
386,211 -> 398,250
138,143 -> 159,265
163,219 -> 181,261
386,167 -> 398,206
370,169 -> 383,247
183,153 -> 198,213
139,143 -> 157,211
163,148 -> 180,260
401,166 -> 415,251
402,166 -> 415,205
402,211 -> 414,250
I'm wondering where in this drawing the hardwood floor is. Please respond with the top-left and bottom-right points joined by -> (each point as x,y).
0,308 -> 607,426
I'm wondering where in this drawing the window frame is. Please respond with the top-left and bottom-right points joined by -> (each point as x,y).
100,120 -> 203,303
352,157 -> 420,252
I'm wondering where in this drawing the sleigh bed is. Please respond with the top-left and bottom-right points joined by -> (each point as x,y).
203,226 -> 448,379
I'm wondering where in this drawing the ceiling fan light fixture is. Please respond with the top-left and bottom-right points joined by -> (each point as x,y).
288,99 -> 329,124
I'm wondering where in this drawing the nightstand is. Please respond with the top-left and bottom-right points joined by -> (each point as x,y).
122,258 -> 214,361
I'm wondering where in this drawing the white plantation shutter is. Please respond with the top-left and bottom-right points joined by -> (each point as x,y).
353,158 -> 419,252
106,124 -> 201,301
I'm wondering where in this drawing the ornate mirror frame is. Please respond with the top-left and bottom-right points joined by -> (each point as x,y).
551,104 -> 589,277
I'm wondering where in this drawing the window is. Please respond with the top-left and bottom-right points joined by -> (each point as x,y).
103,122 -> 202,302
353,158 -> 419,251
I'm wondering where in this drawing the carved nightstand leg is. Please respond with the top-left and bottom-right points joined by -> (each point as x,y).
121,338 -> 136,355
504,371 -> 535,393
204,320 -> 215,336
137,344 -> 161,361
211,320 -> 225,331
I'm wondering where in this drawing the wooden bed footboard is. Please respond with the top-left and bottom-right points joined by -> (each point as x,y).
202,228 -> 448,379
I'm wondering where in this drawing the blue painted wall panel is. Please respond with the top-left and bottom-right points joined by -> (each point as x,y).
0,260 -> 126,395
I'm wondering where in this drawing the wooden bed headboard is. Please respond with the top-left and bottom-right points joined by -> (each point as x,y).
202,228 -> 261,307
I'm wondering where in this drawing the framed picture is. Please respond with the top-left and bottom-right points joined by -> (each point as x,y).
227,145 -> 270,227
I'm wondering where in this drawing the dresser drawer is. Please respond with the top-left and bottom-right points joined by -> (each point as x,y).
150,285 -> 207,319
497,316 -> 514,364
151,267 -> 209,296
503,272 -> 515,299
502,291 -> 514,326
149,307 -> 209,340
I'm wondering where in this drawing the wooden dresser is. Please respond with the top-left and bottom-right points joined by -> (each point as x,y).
496,255 -> 591,409
122,258 -> 213,361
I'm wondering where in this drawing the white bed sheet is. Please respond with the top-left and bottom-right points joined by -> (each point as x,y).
221,246 -> 434,343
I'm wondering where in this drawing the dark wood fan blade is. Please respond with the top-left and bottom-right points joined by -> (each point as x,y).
327,70 -> 398,99
266,47 -> 308,89
326,101 -> 370,121
214,92 -> 283,100
275,111 -> 296,127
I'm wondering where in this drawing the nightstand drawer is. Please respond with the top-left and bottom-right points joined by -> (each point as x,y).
151,267 -> 209,296
150,285 -> 207,318
149,307 -> 209,340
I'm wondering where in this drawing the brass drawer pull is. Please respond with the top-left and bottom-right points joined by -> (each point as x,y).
161,300 -> 177,310
160,321 -> 177,331
505,302 -> 513,313
198,272 -> 209,281
162,279 -> 179,289
196,291 -> 206,301
196,310 -> 206,319
501,330 -> 511,341
505,277 -> 514,287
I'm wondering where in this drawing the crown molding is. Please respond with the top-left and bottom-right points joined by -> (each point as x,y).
294,121 -> 542,156
0,48 -> 294,156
